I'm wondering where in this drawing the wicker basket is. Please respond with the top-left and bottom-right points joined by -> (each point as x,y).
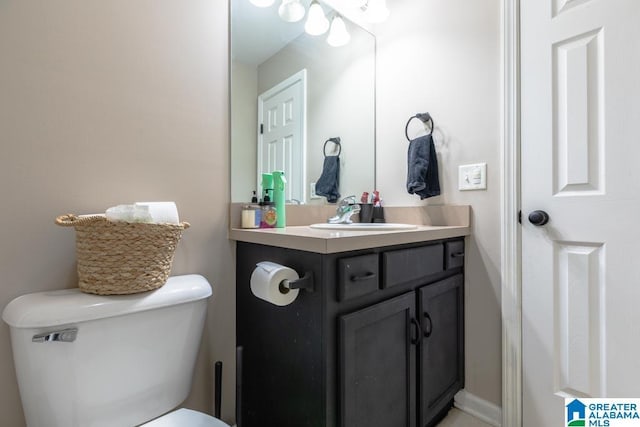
56,214 -> 190,295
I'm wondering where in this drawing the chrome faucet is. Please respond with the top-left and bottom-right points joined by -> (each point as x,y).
328,196 -> 361,224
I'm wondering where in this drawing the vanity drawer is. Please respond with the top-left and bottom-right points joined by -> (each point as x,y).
337,254 -> 379,302
382,244 -> 444,289
444,240 -> 465,270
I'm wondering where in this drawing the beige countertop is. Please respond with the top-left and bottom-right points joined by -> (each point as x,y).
229,204 -> 471,254
229,224 -> 470,254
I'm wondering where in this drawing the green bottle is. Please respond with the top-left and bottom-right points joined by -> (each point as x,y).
272,170 -> 287,228
261,173 -> 273,202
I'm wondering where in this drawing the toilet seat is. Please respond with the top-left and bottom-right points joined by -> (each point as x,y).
141,408 -> 230,427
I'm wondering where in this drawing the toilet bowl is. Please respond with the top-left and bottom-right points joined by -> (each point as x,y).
142,408 -> 229,427
2,275 -> 229,427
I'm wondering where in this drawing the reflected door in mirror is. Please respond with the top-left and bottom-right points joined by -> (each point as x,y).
258,70 -> 306,202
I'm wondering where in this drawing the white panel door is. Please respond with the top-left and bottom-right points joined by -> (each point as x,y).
258,70 -> 306,203
521,0 -> 640,425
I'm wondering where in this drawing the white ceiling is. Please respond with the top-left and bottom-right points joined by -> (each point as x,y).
231,0 -> 313,66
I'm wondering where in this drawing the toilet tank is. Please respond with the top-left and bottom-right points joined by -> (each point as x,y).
2,274 -> 212,427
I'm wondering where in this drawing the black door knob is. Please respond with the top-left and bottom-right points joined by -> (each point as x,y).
528,210 -> 549,226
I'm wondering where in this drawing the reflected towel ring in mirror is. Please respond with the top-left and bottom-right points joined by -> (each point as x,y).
405,112 -> 434,141
323,137 -> 342,157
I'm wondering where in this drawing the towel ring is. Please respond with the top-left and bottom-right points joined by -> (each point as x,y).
405,113 -> 434,141
323,137 -> 341,157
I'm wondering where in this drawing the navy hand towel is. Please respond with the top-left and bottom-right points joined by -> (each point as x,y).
407,134 -> 440,199
316,155 -> 341,203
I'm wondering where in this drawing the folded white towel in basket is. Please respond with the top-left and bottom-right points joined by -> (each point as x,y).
135,202 -> 179,224
105,202 -> 179,224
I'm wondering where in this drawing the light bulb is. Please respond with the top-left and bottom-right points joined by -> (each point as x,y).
304,1 -> 329,36
364,0 -> 390,23
327,16 -> 351,47
278,0 -> 305,22
250,0 -> 276,8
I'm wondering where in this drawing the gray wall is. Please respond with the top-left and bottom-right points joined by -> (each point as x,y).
0,0 -> 234,425
375,0 -> 502,405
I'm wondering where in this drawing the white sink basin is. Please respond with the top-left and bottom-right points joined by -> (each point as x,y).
309,223 -> 418,231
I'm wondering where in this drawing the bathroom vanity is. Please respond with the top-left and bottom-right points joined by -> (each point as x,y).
232,208 -> 469,427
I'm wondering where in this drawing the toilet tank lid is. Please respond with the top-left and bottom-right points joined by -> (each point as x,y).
2,274 -> 212,328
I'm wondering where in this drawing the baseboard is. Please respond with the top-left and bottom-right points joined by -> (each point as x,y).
454,389 -> 502,427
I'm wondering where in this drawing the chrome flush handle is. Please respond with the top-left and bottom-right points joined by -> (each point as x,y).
32,328 -> 78,343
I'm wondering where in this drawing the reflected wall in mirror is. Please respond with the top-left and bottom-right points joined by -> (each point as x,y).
230,0 -> 376,204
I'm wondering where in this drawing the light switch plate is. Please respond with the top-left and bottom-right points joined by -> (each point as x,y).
458,163 -> 487,190
310,182 -> 321,199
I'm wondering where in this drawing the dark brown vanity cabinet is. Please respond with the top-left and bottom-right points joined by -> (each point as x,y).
236,238 -> 464,427
340,275 -> 464,427
418,274 -> 464,426
340,291 -> 417,427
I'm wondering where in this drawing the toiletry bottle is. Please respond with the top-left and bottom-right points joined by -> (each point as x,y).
252,190 -> 261,225
272,170 -> 287,228
261,173 -> 274,203
241,205 -> 260,228
260,201 -> 277,228
241,191 -> 261,228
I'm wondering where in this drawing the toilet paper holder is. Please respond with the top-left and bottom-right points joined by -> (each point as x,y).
280,272 -> 315,293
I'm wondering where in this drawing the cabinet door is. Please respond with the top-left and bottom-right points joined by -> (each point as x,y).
340,292 -> 417,427
418,274 -> 464,426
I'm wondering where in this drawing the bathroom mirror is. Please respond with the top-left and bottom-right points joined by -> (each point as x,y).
230,0 -> 376,204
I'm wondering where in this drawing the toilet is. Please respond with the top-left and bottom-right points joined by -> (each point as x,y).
2,274 -> 230,427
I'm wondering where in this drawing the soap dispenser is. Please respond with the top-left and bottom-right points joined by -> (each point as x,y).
272,170 -> 287,228
261,173 -> 274,203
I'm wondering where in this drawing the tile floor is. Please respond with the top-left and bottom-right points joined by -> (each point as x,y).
231,408 -> 490,427
437,408 -> 493,427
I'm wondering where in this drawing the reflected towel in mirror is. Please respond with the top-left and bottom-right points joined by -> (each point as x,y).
315,155 -> 341,203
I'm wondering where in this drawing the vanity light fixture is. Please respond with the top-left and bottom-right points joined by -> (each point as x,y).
278,0 -> 306,22
363,0 -> 390,23
305,0 -> 330,35
327,15 -> 350,47
250,0 -> 276,8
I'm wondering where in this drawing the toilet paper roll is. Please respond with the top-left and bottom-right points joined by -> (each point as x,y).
134,202 -> 180,224
250,261 -> 300,306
